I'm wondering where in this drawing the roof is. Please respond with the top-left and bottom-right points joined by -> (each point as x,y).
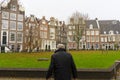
99,20 -> 120,34
85,20 -> 99,29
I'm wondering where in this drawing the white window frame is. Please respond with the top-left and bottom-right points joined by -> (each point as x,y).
2,20 -> 8,29
2,11 -> 9,19
86,31 -> 90,35
17,32 -> 23,43
10,21 -> 16,30
95,31 -> 99,35
17,22 -> 23,31
18,14 -> 23,21
10,32 -> 16,42
91,31 -> 94,35
10,4 -> 17,11
10,13 -> 16,20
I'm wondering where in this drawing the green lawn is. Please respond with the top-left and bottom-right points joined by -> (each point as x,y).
0,50 -> 120,69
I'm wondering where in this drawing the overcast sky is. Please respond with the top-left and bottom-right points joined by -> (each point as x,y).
20,0 -> 120,21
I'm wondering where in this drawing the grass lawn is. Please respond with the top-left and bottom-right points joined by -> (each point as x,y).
0,50 -> 120,69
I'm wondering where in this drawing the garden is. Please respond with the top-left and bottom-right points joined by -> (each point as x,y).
0,50 -> 120,69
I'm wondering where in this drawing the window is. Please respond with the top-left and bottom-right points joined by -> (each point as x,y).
68,31 -> 72,35
10,21 -> 16,30
86,31 -> 90,35
31,17 -> 34,22
2,32 -> 7,44
50,28 -> 55,39
2,11 -> 9,19
105,37 -> 107,42
112,21 -> 117,24
91,36 -> 94,42
73,26 -> 75,29
69,36 -> 74,42
18,22 -> 23,30
87,43 -> 90,49
50,28 -> 55,33
2,20 -> 8,29
17,32 -> 23,42
10,4 -> 17,11
18,14 -> 23,21
89,24 -> 93,29
10,32 -> 16,41
86,36 -> 90,42
109,30 -> 114,35
96,36 -> 99,42
10,13 -> 16,20
101,37 -> 104,42
104,31 -> 106,34
116,31 -> 119,34
91,31 -> 94,35
108,36 -> 113,42
113,36 -> 115,41
44,32 -> 47,38
95,31 -> 99,35
69,26 -> 75,30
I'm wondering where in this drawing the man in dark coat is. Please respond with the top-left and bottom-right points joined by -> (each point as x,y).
46,44 -> 77,80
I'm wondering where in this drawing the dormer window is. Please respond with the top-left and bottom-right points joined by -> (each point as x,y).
89,24 -> 93,29
109,30 -> 114,35
116,31 -> 119,34
112,21 -> 117,24
104,31 -> 106,34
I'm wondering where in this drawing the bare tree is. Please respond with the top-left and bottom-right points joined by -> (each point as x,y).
68,11 -> 88,50
70,11 -> 89,21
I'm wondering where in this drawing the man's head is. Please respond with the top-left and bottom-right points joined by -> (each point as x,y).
57,44 -> 65,49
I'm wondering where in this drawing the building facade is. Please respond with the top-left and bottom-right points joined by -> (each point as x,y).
24,15 -> 40,52
67,18 -> 120,50
85,19 -> 100,50
67,18 -> 85,50
48,17 -> 57,51
1,0 -> 120,52
99,20 -> 120,50
0,0 -> 25,52
56,21 -> 67,49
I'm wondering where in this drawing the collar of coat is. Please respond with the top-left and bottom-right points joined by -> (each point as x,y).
54,48 -> 66,53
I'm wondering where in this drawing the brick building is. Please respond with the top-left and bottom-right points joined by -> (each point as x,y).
0,0 -> 25,52
24,15 -> 40,52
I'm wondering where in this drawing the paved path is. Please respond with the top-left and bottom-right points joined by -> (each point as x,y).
0,78 -> 52,80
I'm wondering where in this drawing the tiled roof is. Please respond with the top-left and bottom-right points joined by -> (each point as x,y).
99,20 -> 120,34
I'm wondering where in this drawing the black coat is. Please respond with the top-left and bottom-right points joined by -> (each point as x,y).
46,48 -> 77,80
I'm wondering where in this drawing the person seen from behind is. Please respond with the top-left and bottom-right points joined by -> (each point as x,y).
46,43 -> 77,80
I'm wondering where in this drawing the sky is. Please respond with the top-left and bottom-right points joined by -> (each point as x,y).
20,0 -> 120,21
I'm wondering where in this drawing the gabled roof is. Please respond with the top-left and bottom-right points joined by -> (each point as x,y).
99,20 -> 120,34
25,15 -> 39,24
38,16 -> 48,24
